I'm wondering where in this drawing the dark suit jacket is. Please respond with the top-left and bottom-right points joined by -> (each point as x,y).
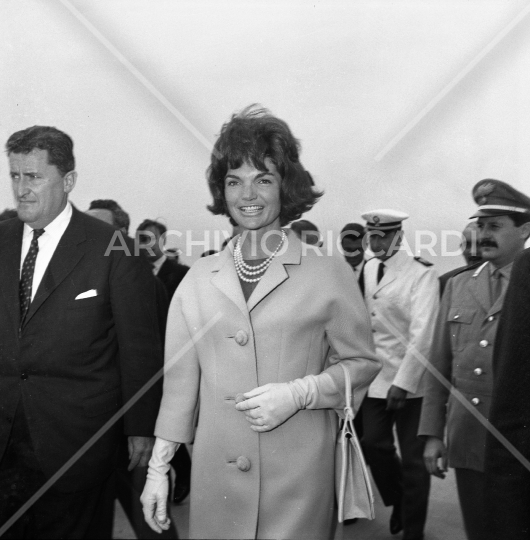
484,248 -> 530,539
0,207 -> 163,492
157,257 -> 189,301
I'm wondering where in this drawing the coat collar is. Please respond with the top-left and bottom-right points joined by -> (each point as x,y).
210,229 -> 302,317
372,249 -> 408,294
469,261 -> 493,315
22,206 -> 86,328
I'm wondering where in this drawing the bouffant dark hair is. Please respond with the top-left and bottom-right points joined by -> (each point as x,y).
207,105 -> 323,226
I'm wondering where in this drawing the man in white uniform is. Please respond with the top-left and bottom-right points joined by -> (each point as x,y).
360,210 -> 439,540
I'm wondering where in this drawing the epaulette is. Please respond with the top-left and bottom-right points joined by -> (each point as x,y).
453,261 -> 483,278
414,256 -> 433,267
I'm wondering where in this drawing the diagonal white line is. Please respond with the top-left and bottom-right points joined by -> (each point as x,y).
58,0 -> 218,156
375,4 -> 530,162
0,311 -> 222,536
376,310 -> 530,473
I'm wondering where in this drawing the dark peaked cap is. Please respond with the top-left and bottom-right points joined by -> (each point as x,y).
470,179 -> 530,218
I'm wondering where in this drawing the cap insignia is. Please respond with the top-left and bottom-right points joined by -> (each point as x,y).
476,182 -> 495,205
373,215 -> 380,225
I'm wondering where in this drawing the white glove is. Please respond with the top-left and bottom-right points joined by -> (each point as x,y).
235,382 -> 299,432
140,437 -> 180,533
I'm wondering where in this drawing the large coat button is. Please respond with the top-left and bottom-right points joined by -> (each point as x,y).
235,330 -> 249,346
236,456 -> 251,472
479,340 -> 488,348
474,368 -> 483,376
471,397 -> 480,405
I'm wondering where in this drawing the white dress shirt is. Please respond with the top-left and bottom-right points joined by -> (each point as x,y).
20,202 -> 72,301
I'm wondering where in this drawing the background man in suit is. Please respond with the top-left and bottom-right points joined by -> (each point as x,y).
137,219 -> 189,302
0,126 -> 163,538
136,218 -> 191,505
419,179 -> 530,540
360,209 -> 439,540
340,222 -> 367,286
86,198 -> 131,235
484,247 -> 530,540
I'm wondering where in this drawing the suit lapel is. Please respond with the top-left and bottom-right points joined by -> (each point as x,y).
469,262 -> 490,315
247,230 -> 301,312
0,219 -> 24,329
210,230 -> 302,317
23,208 -> 86,328
211,245 -> 251,323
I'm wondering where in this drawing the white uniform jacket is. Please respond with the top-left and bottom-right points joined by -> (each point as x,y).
363,249 -> 439,398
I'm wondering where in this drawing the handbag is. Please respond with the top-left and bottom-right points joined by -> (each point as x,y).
335,362 -> 375,523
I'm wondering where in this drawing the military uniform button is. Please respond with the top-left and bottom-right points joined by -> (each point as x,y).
479,340 -> 488,348
474,368 -> 483,375
234,330 -> 249,346
371,312 -> 376,317
453,315 -> 460,320
236,456 -> 251,472
471,398 -> 480,406
488,316 -> 494,322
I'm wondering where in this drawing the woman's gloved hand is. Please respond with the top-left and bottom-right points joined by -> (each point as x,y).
235,383 -> 299,432
140,438 -> 179,533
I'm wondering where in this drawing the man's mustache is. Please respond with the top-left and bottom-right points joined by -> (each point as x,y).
479,240 -> 498,248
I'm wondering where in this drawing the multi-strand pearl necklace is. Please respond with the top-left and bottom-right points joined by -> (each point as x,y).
233,230 -> 287,283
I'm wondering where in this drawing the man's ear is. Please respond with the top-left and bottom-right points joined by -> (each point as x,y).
519,220 -> 530,242
63,170 -> 77,194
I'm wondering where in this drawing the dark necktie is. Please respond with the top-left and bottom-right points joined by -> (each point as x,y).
377,261 -> 385,284
491,268 -> 503,305
19,228 -> 45,322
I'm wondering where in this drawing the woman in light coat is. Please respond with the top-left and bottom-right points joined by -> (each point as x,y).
141,106 -> 380,539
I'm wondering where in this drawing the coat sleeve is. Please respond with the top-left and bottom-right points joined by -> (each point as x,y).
393,267 -> 439,394
110,242 -> 164,436
290,257 -> 381,411
154,291 -> 201,444
417,277 -> 455,440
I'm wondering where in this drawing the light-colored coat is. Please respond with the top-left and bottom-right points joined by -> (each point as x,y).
418,262 -> 508,471
155,231 -> 380,539
363,249 -> 440,398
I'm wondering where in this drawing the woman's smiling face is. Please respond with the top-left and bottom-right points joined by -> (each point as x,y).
224,157 -> 282,233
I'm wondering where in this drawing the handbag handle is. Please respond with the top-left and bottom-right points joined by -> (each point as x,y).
339,362 -> 355,423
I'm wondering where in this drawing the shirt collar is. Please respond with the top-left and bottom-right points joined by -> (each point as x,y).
23,201 -> 72,240
152,254 -> 167,275
489,260 -> 513,280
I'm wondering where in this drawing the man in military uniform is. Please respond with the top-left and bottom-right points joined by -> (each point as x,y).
361,210 -> 439,540
418,179 -> 530,540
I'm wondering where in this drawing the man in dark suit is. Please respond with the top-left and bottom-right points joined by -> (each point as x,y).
0,126 -> 163,538
136,218 -> 191,505
136,219 -> 189,301
484,247 -> 530,540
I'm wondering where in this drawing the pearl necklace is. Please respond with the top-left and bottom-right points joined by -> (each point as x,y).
234,230 -> 287,283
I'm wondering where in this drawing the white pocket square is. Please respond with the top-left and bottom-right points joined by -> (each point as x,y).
75,289 -> 98,300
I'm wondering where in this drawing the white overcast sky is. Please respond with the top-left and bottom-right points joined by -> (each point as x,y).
2,0 -> 530,272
